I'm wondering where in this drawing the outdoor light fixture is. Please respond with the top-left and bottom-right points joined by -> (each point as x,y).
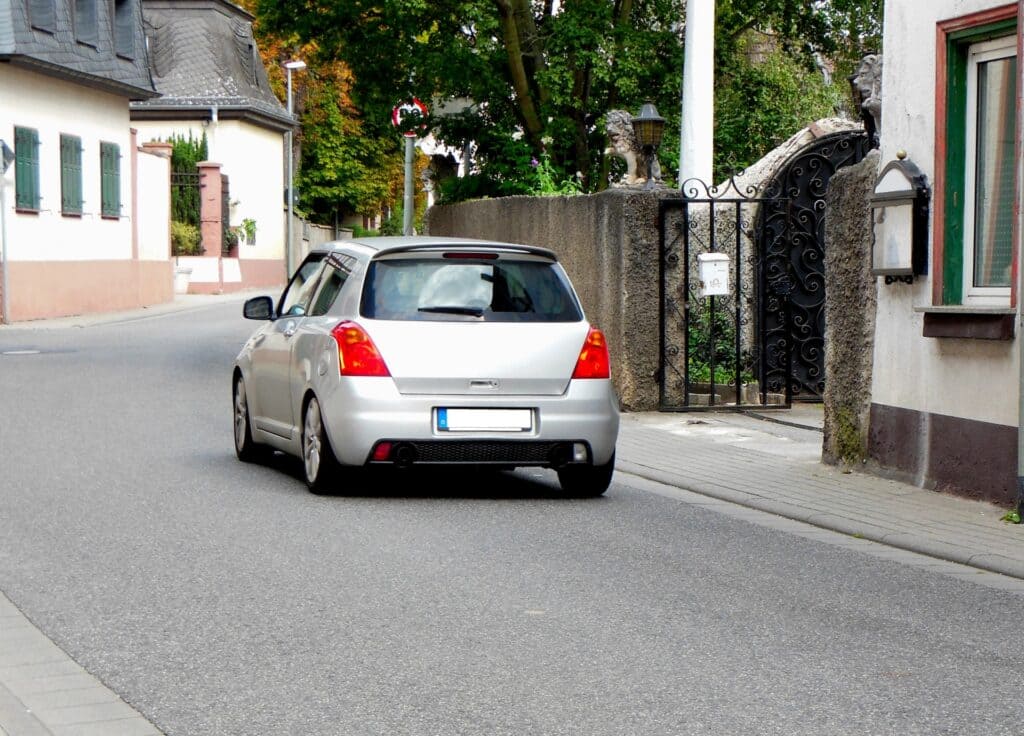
870,151 -> 929,284
632,102 -> 665,190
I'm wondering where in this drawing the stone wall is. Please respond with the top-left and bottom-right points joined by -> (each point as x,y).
822,149 -> 880,466
426,189 -> 677,410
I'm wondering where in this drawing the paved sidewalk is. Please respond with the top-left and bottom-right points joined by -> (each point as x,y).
619,406 -> 1024,581
2,294 -> 1023,734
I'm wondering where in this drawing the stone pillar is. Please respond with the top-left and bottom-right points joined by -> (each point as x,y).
822,149 -> 880,468
197,161 -> 223,258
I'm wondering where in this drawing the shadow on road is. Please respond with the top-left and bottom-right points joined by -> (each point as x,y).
236,450 -> 606,501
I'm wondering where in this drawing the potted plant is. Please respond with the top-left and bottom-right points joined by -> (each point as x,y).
171,220 -> 202,293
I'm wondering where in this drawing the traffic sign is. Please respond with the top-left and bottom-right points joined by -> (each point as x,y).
392,98 -> 428,138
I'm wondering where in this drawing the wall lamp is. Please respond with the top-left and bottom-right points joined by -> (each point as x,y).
870,151 -> 929,284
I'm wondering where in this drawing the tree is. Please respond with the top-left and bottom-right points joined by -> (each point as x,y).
237,0 -> 407,225
254,0 -> 881,200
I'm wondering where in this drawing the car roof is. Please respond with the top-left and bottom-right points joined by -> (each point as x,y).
311,236 -> 559,262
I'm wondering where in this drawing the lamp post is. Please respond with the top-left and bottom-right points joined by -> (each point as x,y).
284,59 -> 306,278
632,102 -> 665,190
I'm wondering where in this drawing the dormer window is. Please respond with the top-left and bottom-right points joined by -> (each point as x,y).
74,0 -> 98,47
112,0 -> 134,58
28,0 -> 55,32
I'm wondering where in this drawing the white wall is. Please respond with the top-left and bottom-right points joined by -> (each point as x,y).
136,149 -> 170,261
873,0 -> 1020,426
0,65 -> 134,262
133,118 -> 286,261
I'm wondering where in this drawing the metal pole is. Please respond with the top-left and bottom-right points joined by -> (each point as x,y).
286,67 -> 293,278
680,0 -> 714,185
403,136 -> 414,235
0,177 -> 9,324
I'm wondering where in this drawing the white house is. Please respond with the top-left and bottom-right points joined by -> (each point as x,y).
0,0 -> 171,322
870,0 -> 1021,506
129,0 -> 294,294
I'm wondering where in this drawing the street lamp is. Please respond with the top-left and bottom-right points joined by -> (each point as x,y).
632,102 -> 665,190
284,59 -> 306,278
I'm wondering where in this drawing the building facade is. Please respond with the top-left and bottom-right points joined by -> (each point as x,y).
871,0 -> 1022,505
0,0 -> 171,321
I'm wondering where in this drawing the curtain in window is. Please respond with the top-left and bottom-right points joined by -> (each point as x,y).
973,55 -> 1016,288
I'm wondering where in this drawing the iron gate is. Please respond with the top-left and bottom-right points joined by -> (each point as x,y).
657,129 -> 870,411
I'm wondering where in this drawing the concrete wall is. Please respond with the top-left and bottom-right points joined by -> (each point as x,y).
823,150 -> 880,467
136,148 -> 171,261
426,190 -> 670,410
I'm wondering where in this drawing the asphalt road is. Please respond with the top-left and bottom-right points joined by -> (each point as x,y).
1,302 -> 1022,735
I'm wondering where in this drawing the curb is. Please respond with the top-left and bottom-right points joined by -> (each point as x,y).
616,458 -> 1024,581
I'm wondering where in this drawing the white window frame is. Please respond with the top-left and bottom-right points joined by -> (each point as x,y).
963,34 -> 1016,305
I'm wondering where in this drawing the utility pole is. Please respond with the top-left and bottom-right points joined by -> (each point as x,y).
679,0 -> 715,187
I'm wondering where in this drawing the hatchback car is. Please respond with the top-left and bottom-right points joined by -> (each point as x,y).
232,236 -> 620,495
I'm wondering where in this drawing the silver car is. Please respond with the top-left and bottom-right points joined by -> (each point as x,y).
232,236 -> 620,496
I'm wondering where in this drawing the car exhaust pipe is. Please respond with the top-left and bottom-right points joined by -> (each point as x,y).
394,443 -> 417,467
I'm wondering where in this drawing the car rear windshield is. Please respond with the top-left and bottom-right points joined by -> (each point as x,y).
361,256 -> 584,322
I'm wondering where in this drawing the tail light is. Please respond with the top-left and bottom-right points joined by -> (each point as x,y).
572,326 -> 610,379
331,321 -> 391,377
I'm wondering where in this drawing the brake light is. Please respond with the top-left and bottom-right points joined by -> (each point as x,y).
331,321 -> 391,377
572,326 -> 610,379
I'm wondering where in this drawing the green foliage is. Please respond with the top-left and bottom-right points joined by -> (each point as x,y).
380,207 -> 404,236
687,298 -> 753,387
255,0 -> 881,199
715,43 -> 843,180
1001,510 -> 1022,524
170,221 -> 201,256
350,224 -> 379,238
168,132 -> 207,227
529,147 -> 583,197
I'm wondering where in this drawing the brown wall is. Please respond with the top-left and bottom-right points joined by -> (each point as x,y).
5,260 -> 173,322
869,403 -> 1017,506
426,190 -> 676,410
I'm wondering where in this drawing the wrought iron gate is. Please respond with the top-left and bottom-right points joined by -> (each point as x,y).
657,129 -> 870,411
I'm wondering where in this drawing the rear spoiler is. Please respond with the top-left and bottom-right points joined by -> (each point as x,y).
373,242 -> 559,262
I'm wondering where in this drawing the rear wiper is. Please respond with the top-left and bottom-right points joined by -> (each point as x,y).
417,305 -> 484,317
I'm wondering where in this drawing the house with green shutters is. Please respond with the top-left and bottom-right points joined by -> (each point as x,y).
0,0 -> 178,321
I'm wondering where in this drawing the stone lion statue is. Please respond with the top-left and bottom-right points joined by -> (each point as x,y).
851,54 -> 882,148
605,110 -> 662,187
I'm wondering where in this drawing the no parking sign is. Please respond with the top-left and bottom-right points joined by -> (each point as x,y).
391,98 -> 429,138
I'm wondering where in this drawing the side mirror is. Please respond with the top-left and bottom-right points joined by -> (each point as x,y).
243,296 -> 275,320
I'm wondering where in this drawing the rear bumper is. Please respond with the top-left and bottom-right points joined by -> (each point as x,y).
317,377 -> 620,467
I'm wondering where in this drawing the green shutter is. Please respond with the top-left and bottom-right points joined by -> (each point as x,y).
14,127 -> 40,210
100,142 -> 121,217
60,135 -> 83,215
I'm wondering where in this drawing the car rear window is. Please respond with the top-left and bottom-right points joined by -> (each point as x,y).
361,257 -> 583,322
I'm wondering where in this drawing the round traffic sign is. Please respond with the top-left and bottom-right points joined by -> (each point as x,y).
392,98 -> 429,138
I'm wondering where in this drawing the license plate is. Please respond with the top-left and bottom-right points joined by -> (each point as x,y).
436,408 -> 533,432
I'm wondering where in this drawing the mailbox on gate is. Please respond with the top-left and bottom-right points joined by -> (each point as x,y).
697,252 -> 730,297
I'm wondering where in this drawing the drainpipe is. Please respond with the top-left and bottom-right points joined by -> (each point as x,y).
0,140 -> 11,325
1017,0 -> 1024,516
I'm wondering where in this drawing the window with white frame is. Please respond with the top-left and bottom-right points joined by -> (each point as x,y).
963,34 -> 1016,303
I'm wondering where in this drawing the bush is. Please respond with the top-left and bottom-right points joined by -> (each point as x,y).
171,221 -> 202,256
350,224 -> 379,238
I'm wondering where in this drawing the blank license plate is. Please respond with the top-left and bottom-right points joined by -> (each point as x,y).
436,408 -> 533,432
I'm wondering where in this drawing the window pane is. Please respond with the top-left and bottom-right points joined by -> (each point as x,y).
973,55 -> 1016,288
361,258 -> 583,322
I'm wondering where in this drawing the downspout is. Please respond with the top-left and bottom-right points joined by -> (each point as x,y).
1016,0 -> 1024,516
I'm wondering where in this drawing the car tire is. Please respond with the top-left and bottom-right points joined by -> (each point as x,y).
302,396 -> 340,494
557,451 -> 615,497
234,375 -> 268,463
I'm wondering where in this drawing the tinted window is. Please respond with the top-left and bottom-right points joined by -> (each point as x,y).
309,261 -> 350,317
279,255 -> 326,316
361,257 -> 582,322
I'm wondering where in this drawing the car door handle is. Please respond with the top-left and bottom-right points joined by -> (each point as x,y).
283,320 -> 298,338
